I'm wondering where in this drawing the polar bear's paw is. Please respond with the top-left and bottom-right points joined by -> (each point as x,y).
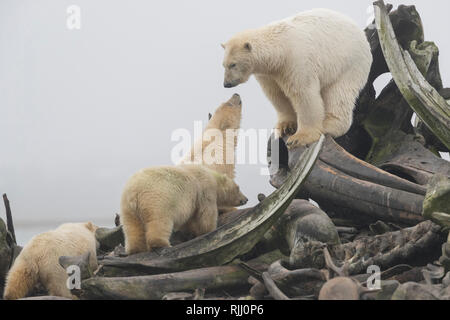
274,121 -> 297,139
286,128 -> 322,149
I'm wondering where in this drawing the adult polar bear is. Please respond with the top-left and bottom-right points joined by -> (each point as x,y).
222,9 -> 372,148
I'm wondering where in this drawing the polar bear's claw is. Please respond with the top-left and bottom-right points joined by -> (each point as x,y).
275,121 -> 297,138
286,128 -> 322,149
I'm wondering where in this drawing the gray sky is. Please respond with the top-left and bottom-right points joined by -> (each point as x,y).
1,0 -> 449,244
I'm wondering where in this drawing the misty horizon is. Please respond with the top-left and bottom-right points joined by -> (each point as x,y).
1,0 -> 449,245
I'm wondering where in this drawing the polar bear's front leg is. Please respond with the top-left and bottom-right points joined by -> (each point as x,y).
192,205 -> 219,236
255,75 -> 297,138
182,199 -> 219,237
286,80 -> 324,148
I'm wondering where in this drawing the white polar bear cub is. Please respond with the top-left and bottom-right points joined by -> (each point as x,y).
3,222 -> 98,300
222,9 -> 372,148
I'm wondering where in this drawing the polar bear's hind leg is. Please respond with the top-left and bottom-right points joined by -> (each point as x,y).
122,208 -> 147,255
144,215 -> 173,250
286,78 -> 325,148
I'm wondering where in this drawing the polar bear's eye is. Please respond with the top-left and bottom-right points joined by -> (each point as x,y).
229,63 -> 236,69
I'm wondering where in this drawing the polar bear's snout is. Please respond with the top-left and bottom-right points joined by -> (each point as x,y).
224,80 -> 238,88
223,63 -> 251,88
227,93 -> 242,106
238,193 -> 248,206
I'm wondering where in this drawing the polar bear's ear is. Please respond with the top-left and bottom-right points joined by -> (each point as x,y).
85,221 -> 96,232
213,171 -> 228,185
244,42 -> 252,52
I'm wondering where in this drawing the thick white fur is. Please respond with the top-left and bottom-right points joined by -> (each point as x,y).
3,222 -> 98,300
223,9 -> 372,147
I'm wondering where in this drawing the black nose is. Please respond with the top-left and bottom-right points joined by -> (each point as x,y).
228,93 -> 241,106
240,198 -> 248,205
224,82 -> 233,88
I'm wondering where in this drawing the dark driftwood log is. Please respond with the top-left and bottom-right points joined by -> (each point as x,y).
269,136 -> 425,225
77,260 -> 267,300
301,161 -> 423,225
321,138 -> 426,195
288,221 -> 445,276
376,135 -> 450,185
271,137 -> 426,195
97,137 -> 324,277
374,0 -> 450,150
2,194 -> 16,244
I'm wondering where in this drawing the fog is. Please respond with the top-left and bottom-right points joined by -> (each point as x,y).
1,0 -> 449,244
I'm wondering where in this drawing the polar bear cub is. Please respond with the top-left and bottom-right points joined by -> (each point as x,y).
120,164 -> 248,254
3,222 -> 98,300
222,9 -> 372,148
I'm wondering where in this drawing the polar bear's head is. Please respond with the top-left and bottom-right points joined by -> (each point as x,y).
215,173 -> 248,208
222,37 -> 254,88
207,93 -> 242,131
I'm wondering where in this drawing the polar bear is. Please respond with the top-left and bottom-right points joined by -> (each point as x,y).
222,9 -> 372,148
3,222 -> 98,300
120,164 -> 248,254
179,93 -> 242,180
